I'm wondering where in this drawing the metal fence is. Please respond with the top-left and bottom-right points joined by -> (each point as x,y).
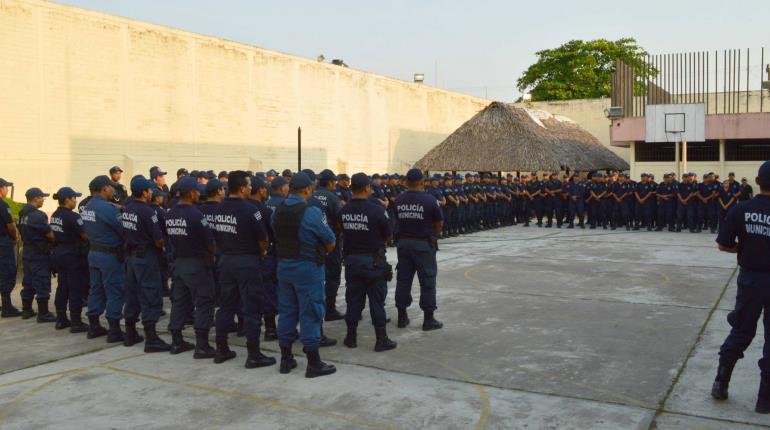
612,47 -> 768,117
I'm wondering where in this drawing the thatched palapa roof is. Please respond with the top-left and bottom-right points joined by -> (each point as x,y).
414,102 -> 629,172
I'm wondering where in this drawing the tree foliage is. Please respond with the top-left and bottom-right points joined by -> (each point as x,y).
516,38 -> 649,101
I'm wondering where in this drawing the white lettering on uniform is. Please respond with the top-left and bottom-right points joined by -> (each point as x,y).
214,214 -> 238,234
121,212 -> 138,231
81,210 -> 96,223
397,203 -> 425,220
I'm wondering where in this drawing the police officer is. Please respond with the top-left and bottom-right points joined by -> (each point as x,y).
712,161 -> 770,414
587,173 -> 607,229
312,170 -> 345,322
18,188 -> 56,322
529,172 -> 545,227
634,173 -> 655,231
0,178 -> 21,318
266,176 -> 289,212
394,169 -> 444,331
122,175 -> 169,352
247,175 -> 279,342
656,174 -> 677,231
334,174 -> 352,206
168,168 -> 190,201
50,187 -> 90,332
717,180 -> 737,232
165,176 -> 217,358
150,166 -> 170,194
677,173 -> 697,232
81,176 -> 124,340
273,172 -> 337,377
340,173 -> 397,352
566,174 -> 587,228
212,170 -> 274,368
109,166 -> 128,206
739,178 -> 754,202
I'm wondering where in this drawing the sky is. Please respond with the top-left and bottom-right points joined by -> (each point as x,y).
56,0 -> 770,101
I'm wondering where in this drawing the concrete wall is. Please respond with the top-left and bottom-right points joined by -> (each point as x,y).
0,0 -> 491,210
513,98 -> 627,160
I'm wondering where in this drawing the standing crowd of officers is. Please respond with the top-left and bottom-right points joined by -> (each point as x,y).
0,166 -> 445,379
419,170 -> 754,235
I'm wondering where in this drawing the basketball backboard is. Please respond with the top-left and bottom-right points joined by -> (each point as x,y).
645,103 -> 705,142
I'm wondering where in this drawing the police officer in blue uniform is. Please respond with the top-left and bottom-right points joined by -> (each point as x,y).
656,174 -> 677,231
81,175 -> 124,340
18,187 -> 56,322
634,173 -> 656,231
109,166 -> 128,207
340,173 -> 397,352
587,173 -> 607,229
273,172 -> 337,377
312,169 -> 345,322
334,174 -> 352,206
122,175 -> 169,352
677,173 -> 697,232
213,170 -> 274,368
529,172 -> 545,227
165,176 -> 217,358
712,161 -> 770,414
247,175 -> 279,342
266,176 -> 288,212
717,180 -> 737,232
0,178 -> 21,318
566,174 -> 586,228
50,187 -> 89,332
545,173 -> 563,228
394,169 -> 444,331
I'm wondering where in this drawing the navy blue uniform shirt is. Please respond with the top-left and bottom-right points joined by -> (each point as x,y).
340,198 -> 391,254
716,195 -> 770,272
50,207 -> 85,245
395,190 -> 443,239
719,187 -> 737,204
198,201 -> 219,233
246,199 -> 275,244
165,203 -> 214,258
18,204 -> 51,251
678,182 -> 695,199
636,182 -> 654,198
312,188 -> 341,230
213,197 -> 267,255
0,199 -> 13,236
81,195 -> 123,248
122,200 -> 162,247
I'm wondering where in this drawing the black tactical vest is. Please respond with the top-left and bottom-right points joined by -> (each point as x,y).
273,200 -> 325,265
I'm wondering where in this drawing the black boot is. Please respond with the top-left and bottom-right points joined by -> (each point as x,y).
143,324 -> 171,353
123,321 -> 144,346
757,376 -> 770,414
319,325 -> 337,347
20,298 -> 36,319
54,310 -> 70,329
87,315 -> 108,338
169,329 -> 195,355
397,307 -> 410,328
263,314 -> 278,341
422,311 -> 443,331
193,330 -> 216,359
711,359 -> 736,400
343,322 -> 357,348
324,298 -> 345,322
36,299 -> 56,323
374,326 -> 397,352
304,348 -> 336,378
213,337 -> 237,363
69,310 -> 88,333
0,293 -> 21,317
280,344 -> 298,374
245,341 -> 276,368
106,319 -> 125,343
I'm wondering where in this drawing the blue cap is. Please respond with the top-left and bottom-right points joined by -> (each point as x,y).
351,173 -> 370,188
25,187 -> 49,199
205,179 -> 224,195
218,171 -> 229,179
372,173 -> 381,180
109,166 -> 123,174
430,174 -> 441,181
336,173 -> 350,181
190,170 -> 200,178
271,176 -> 287,188
130,175 -> 155,193
89,175 -> 115,192
0,178 -> 13,187
177,168 -> 189,177
382,173 -> 390,180
318,169 -> 336,181
300,169 -> 316,182
176,176 -> 198,194
54,187 -> 82,200
406,168 -> 424,182
251,175 -> 266,193
282,169 -> 293,177
758,161 -> 770,183
266,169 -> 278,177
290,172 -> 313,189
455,174 -> 463,180
150,166 -> 167,179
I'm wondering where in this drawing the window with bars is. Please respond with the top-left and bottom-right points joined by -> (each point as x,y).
634,140 -> 720,162
725,139 -> 770,161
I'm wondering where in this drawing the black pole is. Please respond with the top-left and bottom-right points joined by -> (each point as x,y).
297,126 -> 302,171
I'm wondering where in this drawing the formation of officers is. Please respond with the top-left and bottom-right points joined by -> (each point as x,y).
0,166 -> 444,379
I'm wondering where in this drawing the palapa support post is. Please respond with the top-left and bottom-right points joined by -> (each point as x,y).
297,126 -> 302,171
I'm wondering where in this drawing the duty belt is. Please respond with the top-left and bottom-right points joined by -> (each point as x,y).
90,243 -> 122,255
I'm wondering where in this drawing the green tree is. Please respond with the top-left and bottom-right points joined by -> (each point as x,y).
516,38 -> 650,101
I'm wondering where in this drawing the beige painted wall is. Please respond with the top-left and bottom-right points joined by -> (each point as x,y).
0,0 -> 491,211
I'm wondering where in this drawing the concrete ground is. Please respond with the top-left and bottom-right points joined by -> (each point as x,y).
0,226 -> 768,429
